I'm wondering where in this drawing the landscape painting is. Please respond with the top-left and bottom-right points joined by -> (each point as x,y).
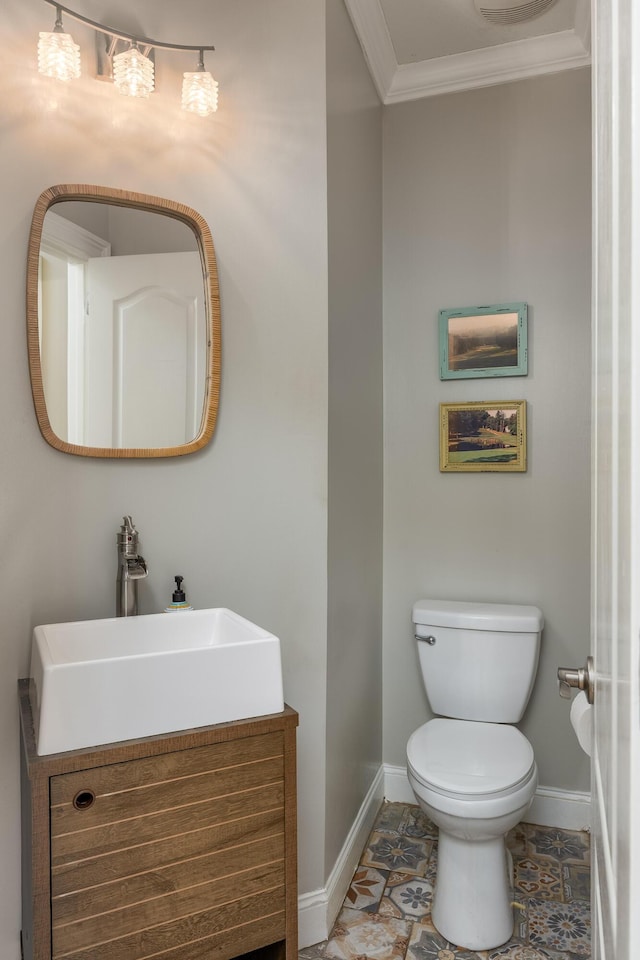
439,302 -> 528,380
440,400 -> 526,473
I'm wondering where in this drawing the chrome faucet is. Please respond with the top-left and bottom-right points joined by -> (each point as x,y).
116,516 -> 148,617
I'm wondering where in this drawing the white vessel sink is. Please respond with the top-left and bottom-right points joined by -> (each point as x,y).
29,608 -> 284,755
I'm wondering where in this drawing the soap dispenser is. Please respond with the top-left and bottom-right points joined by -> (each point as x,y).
164,576 -> 194,612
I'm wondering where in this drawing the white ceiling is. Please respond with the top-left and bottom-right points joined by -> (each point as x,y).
344,0 -> 591,103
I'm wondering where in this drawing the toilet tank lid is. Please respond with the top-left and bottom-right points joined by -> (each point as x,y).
413,599 -> 544,633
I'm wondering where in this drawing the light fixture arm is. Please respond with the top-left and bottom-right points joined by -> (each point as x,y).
42,0 -> 215,54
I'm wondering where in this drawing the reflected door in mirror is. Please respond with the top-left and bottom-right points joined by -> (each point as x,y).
83,252 -> 205,448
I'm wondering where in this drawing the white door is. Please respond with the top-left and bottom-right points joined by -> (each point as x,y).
84,251 -> 205,448
591,0 -> 640,956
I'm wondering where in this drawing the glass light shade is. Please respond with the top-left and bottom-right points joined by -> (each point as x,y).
113,46 -> 154,98
38,31 -> 81,82
181,71 -> 218,117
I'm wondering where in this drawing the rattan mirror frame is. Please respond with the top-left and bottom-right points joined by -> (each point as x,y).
27,184 -> 221,458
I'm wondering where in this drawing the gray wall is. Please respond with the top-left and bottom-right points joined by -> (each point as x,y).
382,69 -> 592,793
106,208 -> 200,255
326,0 -> 383,871
56,204 -> 199,253
0,1 -> 329,955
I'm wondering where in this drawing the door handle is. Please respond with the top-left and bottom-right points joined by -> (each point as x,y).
557,655 -> 594,704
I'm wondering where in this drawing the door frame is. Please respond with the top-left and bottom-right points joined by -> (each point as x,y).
590,0 -> 640,956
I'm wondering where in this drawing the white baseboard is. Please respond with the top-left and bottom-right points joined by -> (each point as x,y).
297,887 -> 332,949
527,785 -> 591,831
298,765 -> 385,948
382,763 -> 591,831
383,763 -> 417,804
298,763 -> 591,947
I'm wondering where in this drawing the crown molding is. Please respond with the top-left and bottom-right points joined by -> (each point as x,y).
344,0 -> 591,104
573,0 -> 591,52
343,0 -> 397,102
386,28 -> 591,103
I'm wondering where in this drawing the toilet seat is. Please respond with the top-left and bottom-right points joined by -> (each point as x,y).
407,718 -> 535,801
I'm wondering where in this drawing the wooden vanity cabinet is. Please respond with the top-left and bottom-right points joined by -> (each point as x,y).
19,681 -> 298,960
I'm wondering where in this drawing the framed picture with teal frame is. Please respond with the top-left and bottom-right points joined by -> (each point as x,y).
438,302 -> 528,380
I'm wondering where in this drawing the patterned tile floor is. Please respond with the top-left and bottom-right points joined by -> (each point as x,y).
300,802 -> 591,960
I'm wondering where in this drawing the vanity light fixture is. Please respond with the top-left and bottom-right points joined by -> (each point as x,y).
181,50 -> 219,117
113,42 -> 155,98
37,6 -> 81,82
37,0 -> 218,115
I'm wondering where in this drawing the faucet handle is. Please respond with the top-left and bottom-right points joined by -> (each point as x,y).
118,516 -> 139,552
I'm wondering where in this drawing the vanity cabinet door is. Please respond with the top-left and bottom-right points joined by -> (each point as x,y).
49,732 -> 287,960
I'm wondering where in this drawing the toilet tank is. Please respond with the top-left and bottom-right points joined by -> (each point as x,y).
413,599 -> 544,723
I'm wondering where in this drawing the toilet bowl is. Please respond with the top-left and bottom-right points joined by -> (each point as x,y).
408,599 -> 543,951
407,718 -> 537,950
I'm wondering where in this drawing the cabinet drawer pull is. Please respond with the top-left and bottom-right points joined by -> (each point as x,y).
73,789 -> 95,810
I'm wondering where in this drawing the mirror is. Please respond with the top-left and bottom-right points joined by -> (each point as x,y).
27,184 -> 221,457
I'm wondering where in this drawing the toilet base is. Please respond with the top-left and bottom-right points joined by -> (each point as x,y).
432,831 -> 513,951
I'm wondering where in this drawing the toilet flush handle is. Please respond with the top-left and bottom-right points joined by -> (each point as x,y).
415,634 -> 436,645
557,656 -> 594,704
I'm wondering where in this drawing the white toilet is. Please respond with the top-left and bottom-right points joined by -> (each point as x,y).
407,598 -> 544,952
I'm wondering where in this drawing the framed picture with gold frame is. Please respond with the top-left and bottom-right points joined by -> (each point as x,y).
440,400 -> 527,472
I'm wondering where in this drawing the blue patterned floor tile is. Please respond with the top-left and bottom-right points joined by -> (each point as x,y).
299,941 -> 328,960
514,856 -> 563,901
326,907 -> 412,960
526,828 -> 590,865
405,921 -> 484,960
488,945 -> 557,959
373,802 -> 408,834
562,863 -> 590,902
524,898 -> 591,958
362,831 -> 432,875
381,870 -> 434,920
344,866 -> 388,913
506,824 -> 530,858
398,805 -> 439,840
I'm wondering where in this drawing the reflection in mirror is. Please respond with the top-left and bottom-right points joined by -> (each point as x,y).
27,185 -> 221,458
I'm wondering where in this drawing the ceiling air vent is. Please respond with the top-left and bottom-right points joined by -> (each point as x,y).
473,0 -> 558,25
